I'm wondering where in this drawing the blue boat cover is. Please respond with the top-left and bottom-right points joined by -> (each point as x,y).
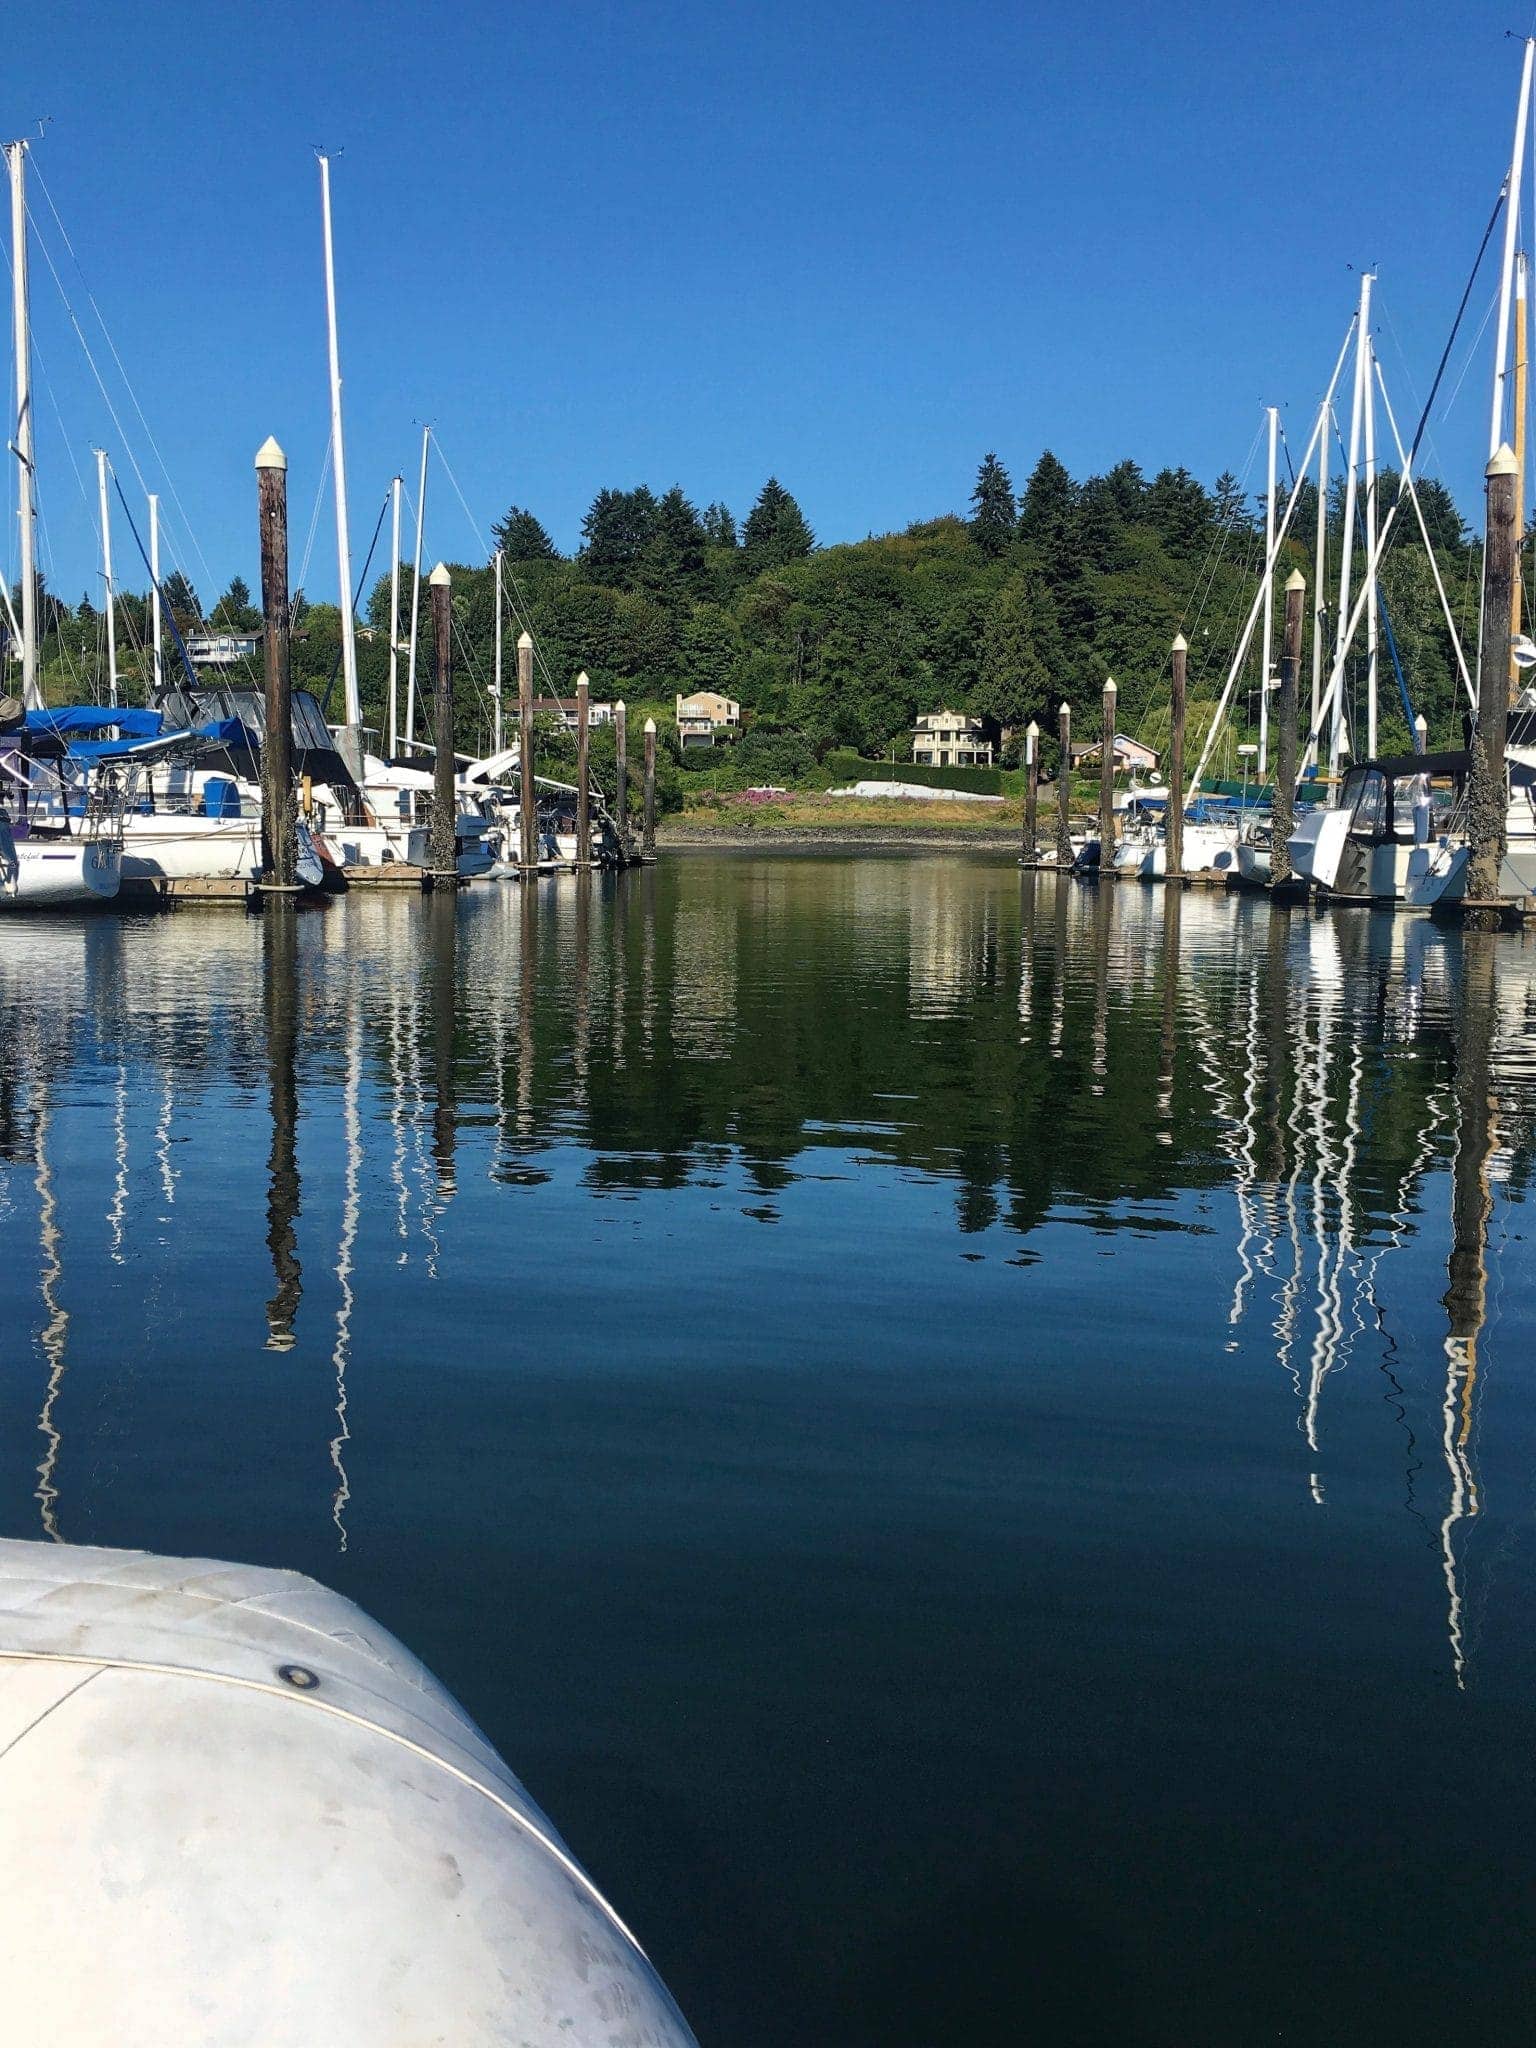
23,706 -> 164,740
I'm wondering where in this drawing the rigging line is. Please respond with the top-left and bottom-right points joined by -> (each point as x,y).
27,158 -> 223,616
295,426 -> 335,601
1429,174 -> 1510,446
110,475 -> 201,693
320,486 -> 389,721
430,435 -> 572,710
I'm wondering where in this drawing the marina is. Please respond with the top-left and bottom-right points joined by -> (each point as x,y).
9,6 -> 1536,2042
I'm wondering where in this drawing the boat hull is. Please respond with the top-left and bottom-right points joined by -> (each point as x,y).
0,1538 -> 698,2048
1,836 -> 121,908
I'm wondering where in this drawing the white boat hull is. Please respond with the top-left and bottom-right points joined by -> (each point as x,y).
1,835 -> 121,907
0,1538 -> 698,2048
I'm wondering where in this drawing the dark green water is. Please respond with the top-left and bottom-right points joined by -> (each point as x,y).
2,855 -> 1535,2045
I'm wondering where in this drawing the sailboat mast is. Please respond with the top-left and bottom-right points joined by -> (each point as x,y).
318,154 -> 361,731
1512,252 -> 1528,698
148,493 -> 164,698
94,450 -> 118,708
1363,330 -> 1380,759
1309,396 -> 1329,771
6,140 -> 40,711
1490,39 -> 1536,460
1332,271 -> 1372,774
1259,405 -> 1278,774
387,474 -> 402,756
404,425 -> 430,749
492,545 -> 504,758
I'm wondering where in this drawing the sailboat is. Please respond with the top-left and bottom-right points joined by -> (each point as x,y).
1,141 -> 123,910
1288,41 -> 1536,908
311,158 -> 495,879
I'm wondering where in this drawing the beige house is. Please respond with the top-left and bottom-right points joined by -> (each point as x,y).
1069,733 -> 1160,775
676,691 -> 741,747
911,709 -> 996,768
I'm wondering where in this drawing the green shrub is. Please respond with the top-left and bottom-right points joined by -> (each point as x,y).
823,751 -> 1003,796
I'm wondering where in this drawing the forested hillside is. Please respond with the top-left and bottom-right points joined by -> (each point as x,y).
15,455 -> 1482,778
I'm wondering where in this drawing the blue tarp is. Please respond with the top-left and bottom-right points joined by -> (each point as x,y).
22,706 -> 164,740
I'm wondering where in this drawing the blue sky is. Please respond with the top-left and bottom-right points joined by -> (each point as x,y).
4,0 -> 1535,608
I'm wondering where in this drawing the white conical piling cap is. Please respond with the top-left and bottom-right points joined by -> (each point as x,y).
1172,633 -> 1188,653
576,669 -> 589,690
255,436 -> 286,471
429,561 -> 450,586
644,717 -> 656,734
1285,567 -> 1307,591
1025,719 -> 1040,737
1489,443 -> 1519,477
1103,676 -> 1117,696
616,698 -> 626,713
517,631 -> 533,649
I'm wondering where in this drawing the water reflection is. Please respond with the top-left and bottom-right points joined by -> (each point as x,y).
0,867 -> 1533,1642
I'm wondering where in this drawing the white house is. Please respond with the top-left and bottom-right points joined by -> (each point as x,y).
911,709 -> 996,768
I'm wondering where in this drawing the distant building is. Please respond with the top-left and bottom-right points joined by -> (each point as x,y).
676,691 -> 741,747
911,709 -> 996,768
530,696 -> 615,731
185,632 -> 260,668
1070,733 -> 1160,776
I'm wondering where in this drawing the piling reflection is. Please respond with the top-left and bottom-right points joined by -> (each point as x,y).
262,908 -> 303,1351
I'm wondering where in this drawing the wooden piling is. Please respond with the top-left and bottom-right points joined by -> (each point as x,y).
575,669 -> 591,867
1467,444 -> 1519,904
1269,569 -> 1306,887
1167,635 -> 1187,881
1098,678 -> 1117,874
255,437 -> 296,891
1055,701 -> 1073,867
518,629 -> 537,873
429,562 -> 457,882
643,717 -> 657,859
1022,719 -> 1040,862
614,698 -> 629,848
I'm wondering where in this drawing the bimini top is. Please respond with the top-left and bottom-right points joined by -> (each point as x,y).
0,1538 -> 698,2048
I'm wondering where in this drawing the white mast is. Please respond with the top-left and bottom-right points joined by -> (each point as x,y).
318,153 -> 361,732
1309,396 -> 1329,771
6,139 -> 40,711
1363,328 -> 1380,758
1259,405 -> 1278,773
1491,38 -> 1536,459
94,450 -> 118,708
1332,271 -> 1373,774
492,545 -> 504,757
387,474 -> 402,756
404,424 -> 429,749
148,492 -> 163,698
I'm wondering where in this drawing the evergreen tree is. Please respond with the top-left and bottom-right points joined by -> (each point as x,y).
639,485 -> 707,608
974,572 -> 1055,727
1213,471 -> 1250,534
492,505 -> 560,561
579,486 -> 659,587
969,452 -> 1017,556
211,576 -> 260,631
1017,451 -> 1076,548
1145,467 -> 1213,560
742,478 -> 815,573
161,571 -> 200,626
703,502 -> 737,549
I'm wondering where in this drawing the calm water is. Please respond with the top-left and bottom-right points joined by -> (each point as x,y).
3,856 -> 1535,2045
